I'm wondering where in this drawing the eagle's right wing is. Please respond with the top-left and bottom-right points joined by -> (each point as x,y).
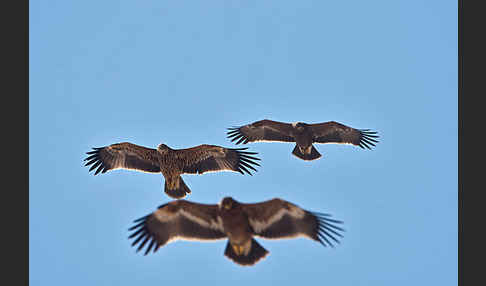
84,142 -> 161,175
227,119 -> 295,144
128,200 -> 226,255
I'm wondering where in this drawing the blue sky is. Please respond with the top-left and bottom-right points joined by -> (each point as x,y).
30,1 -> 457,285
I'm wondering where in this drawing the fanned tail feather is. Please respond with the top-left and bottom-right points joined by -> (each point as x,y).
291,145 -> 321,161
224,239 -> 269,266
164,176 -> 191,199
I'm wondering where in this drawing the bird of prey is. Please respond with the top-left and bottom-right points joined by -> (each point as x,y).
227,119 -> 379,161
84,142 -> 260,199
128,197 -> 344,266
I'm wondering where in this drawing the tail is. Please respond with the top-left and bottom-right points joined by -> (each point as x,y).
224,239 -> 269,266
164,176 -> 191,199
292,144 -> 322,161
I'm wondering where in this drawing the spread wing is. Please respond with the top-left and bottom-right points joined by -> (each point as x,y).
310,121 -> 379,150
242,199 -> 345,247
84,142 -> 160,175
128,200 -> 226,255
178,145 -> 261,176
227,119 -> 295,144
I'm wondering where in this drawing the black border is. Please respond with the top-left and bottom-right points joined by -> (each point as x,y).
459,0 -> 481,285
458,0 -> 462,285
5,0 -> 29,284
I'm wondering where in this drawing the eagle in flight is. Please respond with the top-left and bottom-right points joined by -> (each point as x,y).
128,197 -> 344,266
227,119 -> 379,161
84,142 -> 260,199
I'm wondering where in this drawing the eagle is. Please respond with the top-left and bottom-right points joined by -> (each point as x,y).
128,197 -> 344,266
227,119 -> 379,161
84,142 -> 260,199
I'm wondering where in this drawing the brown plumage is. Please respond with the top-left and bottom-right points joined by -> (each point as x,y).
84,142 -> 260,199
227,119 -> 379,161
128,197 -> 344,266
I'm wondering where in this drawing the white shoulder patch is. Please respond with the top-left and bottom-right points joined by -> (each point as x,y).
180,210 -> 224,231
154,208 -> 224,232
249,207 -> 305,233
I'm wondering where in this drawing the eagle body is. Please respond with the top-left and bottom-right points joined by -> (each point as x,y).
220,201 -> 254,257
129,197 -> 344,266
221,205 -> 252,244
289,122 -> 318,158
84,142 -> 260,199
227,119 -> 379,161
156,145 -> 189,195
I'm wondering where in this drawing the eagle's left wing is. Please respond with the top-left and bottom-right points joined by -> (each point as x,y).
242,199 -> 344,247
178,145 -> 261,176
309,121 -> 379,150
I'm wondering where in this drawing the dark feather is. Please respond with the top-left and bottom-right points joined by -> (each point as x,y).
83,143 -> 161,175
311,121 -> 379,149
128,201 -> 226,255
227,120 -> 296,144
180,146 -> 260,176
242,199 -> 345,246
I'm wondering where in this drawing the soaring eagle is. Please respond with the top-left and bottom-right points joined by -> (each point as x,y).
84,142 -> 260,199
128,197 -> 344,266
227,119 -> 379,161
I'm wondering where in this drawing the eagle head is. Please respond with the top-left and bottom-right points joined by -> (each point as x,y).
157,143 -> 170,153
220,197 -> 236,210
293,122 -> 308,132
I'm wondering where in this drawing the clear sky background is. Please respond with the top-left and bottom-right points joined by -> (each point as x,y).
30,1 -> 457,285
